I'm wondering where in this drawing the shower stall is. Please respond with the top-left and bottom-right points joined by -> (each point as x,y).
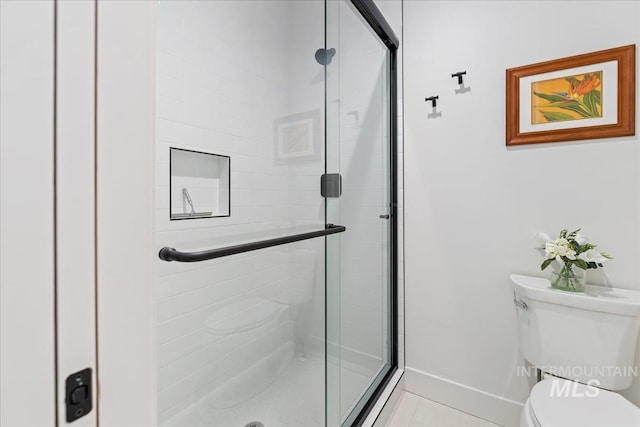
154,0 -> 398,425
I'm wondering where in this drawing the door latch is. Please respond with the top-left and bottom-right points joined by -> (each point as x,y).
66,368 -> 92,422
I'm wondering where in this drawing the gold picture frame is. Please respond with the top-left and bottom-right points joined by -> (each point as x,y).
506,45 -> 635,146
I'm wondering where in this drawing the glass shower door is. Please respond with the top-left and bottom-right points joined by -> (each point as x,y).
151,1 -> 396,425
326,1 -> 395,424
155,2 -> 329,426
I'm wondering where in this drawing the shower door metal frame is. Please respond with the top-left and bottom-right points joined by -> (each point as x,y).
336,1 -> 400,425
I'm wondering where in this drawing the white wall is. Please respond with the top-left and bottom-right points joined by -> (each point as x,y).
403,1 -> 640,425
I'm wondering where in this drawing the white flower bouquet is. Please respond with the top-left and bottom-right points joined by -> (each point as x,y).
538,228 -> 612,291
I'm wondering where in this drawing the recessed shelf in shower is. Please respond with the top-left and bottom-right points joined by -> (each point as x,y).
169,147 -> 230,220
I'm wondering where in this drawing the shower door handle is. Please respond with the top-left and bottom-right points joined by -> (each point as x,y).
379,214 -> 390,219
159,224 -> 346,262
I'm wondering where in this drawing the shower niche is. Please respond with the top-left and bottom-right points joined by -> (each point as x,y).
169,147 -> 230,220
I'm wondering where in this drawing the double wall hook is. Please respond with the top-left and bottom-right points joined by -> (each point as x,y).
425,95 -> 439,108
451,71 -> 467,85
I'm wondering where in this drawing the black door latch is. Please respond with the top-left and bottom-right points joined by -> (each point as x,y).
66,368 -> 92,422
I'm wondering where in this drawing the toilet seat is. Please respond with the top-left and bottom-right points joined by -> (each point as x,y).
527,377 -> 640,427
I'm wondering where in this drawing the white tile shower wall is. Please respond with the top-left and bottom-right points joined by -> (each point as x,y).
155,1 -> 326,423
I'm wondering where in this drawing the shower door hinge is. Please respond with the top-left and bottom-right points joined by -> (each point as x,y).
321,173 -> 342,198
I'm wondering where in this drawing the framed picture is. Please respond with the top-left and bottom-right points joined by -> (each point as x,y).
506,45 -> 635,146
274,109 -> 321,162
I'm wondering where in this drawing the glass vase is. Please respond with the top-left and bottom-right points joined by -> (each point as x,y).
550,264 -> 586,292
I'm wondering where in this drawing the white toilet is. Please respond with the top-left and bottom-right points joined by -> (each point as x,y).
510,274 -> 640,427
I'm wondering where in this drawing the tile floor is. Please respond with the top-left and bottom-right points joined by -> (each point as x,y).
384,392 -> 502,427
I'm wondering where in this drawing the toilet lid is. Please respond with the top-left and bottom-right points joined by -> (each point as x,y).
530,378 -> 640,427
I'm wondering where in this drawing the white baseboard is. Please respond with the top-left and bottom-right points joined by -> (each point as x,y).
404,367 -> 524,427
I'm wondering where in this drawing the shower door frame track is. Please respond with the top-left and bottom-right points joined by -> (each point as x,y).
337,1 -> 400,426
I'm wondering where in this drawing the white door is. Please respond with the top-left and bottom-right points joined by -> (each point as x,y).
1,1 -> 56,424
1,1 -> 97,425
54,0 -> 98,425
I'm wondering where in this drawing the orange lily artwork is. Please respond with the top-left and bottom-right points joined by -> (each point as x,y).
531,71 -> 603,124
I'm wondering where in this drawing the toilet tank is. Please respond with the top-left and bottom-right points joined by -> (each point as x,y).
510,274 -> 640,390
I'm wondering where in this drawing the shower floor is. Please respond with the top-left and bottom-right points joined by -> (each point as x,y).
161,351 -> 373,427
162,352 -> 324,427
